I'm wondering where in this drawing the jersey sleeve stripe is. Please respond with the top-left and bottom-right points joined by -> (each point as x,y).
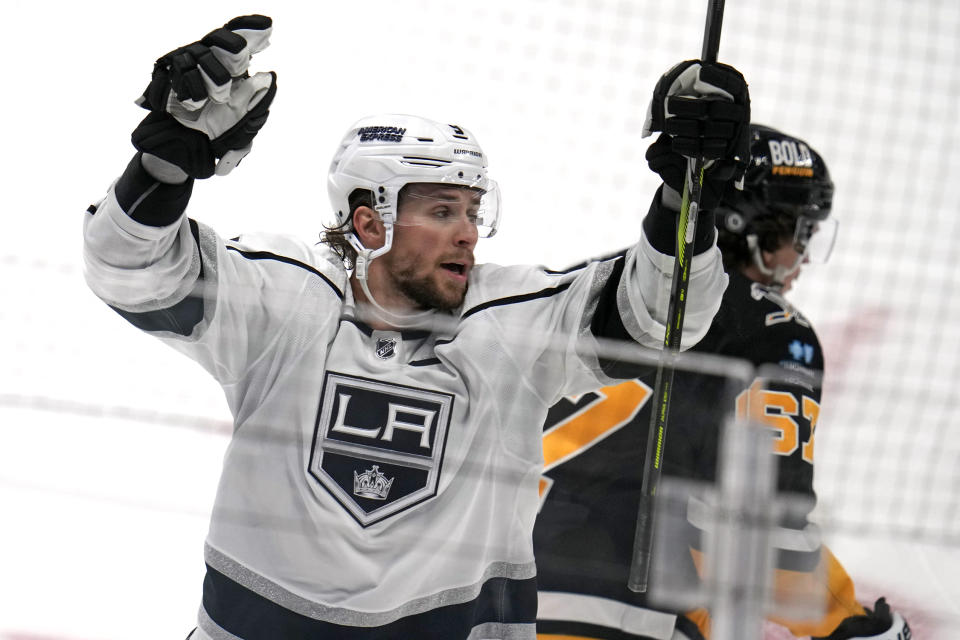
225,246 -> 345,300
461,282 -> 572,320
108,219 -> 206,336
409,358 -> 443,367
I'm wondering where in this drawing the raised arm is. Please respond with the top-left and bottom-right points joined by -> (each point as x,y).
82,16 -> 353,398
591,60 -> 750,353
83,15 -> 276,306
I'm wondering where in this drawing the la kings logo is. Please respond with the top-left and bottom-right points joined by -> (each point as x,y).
309,372 -> 453,526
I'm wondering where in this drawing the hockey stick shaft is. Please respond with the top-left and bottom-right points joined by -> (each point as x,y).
628,0 -> 726,593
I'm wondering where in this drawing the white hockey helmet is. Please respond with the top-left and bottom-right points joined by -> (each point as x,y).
327,114 -> 500,247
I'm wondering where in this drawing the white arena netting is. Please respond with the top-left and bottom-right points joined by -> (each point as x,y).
2,1 -> 957,638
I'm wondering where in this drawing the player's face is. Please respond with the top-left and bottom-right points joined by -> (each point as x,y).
380,185 -> 480,311
763,244 -> 806,293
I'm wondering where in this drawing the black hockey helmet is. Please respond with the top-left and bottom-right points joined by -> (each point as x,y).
716,124 -> 837,275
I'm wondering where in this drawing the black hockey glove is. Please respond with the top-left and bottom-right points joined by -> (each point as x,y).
131,15 -> 277,179
643,60 -> 750,210
813,598 -> 912,640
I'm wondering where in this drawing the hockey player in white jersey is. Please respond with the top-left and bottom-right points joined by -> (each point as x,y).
82,15 -> 750,640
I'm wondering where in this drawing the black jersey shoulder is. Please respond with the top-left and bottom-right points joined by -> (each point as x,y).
695,270 -> 824,373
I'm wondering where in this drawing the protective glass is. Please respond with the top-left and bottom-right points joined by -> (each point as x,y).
794,216 -> 838,264
393,180 -> 501,239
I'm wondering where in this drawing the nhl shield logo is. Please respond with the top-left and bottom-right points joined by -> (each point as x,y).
309,372 -> 454,527
375,338 -> 397,360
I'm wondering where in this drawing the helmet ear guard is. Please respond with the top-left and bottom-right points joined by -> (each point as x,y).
720,209 -> 746,234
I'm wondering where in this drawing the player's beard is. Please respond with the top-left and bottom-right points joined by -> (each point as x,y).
393,264 -> 467,312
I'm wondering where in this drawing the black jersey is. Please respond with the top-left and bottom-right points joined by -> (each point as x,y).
534,270 -> 865,640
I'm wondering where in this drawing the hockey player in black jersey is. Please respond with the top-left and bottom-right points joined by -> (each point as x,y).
81,15 -> 751,640
534,125 -> 911,640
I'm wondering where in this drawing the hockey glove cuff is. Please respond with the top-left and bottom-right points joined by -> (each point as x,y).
643,185 -> 716,257
645,133 -> 741,210
115,153 -> 194,227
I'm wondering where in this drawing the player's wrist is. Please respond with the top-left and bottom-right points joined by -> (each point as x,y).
643,185 -> 717,257
116,152 -> 194,227
661,183 -> 682,211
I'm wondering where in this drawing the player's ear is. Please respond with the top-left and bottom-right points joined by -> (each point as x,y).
353,206 -> 386,250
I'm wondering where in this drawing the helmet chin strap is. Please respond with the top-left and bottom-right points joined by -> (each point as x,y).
349,228 -> 437,330
746,234 -> 802,292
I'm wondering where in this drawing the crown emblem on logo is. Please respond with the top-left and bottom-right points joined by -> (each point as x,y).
353,465 -> 394,501
376,338 -> 397,360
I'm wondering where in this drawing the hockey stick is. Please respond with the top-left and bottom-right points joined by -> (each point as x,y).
628,0 -> 727,593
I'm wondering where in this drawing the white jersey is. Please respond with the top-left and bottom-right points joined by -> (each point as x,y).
83,181 -> 726,639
